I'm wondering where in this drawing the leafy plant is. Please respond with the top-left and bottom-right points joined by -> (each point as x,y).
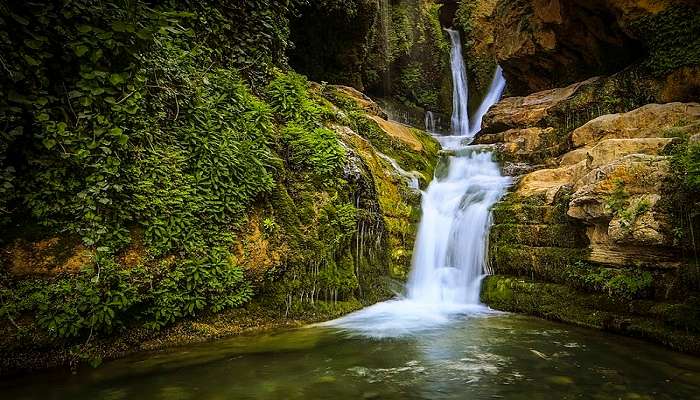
282,123 -> 346,180
566,261 -> 654,300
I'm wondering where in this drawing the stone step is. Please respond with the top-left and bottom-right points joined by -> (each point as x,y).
488,243 -> 589,283
491,223 -> 589,249
492,202 -> 569,225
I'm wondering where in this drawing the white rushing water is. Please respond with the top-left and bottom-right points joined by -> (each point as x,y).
377,152 -> 421,190
470,66 -> 506,135
447,29 -> 470,138
425,111 -> 437,134
329,30 -> 509,337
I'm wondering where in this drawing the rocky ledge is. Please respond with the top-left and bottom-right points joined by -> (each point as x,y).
477,73 -> 700,353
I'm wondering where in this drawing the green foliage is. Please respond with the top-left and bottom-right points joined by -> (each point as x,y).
1,257 -> 140,338
262,217 -> 278,237
0,251 -> 252,339
455,1 -> 477,38
628,5 -> 700,75
567,261 -> 654,300
388,3 -> 449,112
282,123 -> 346,179
667,136 -> 700,251
265,72 -> 344,182
144,249 -> 252,329
397,62 -> 439,110
679,142 -> 700,193
265,72 -> 315,122
605,179 -> 630,215
0,2 -> 303,253
617,199 -> 651,231
129,53 -> 277,256
389,4 -> 415,63
182,0 -> 306,86
265,71 -> 336,126
0,1 -> 362,340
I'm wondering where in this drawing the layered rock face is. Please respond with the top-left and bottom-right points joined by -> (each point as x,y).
454,0 -> 700,97
455,0 -> 700,353
477,76 -> 700,351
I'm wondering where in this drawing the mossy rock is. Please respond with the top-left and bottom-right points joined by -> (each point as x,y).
481,275 -> 700,355
489,244 -> 590,282
491,223 -> 588,249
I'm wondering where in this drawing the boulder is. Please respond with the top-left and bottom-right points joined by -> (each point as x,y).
491,0 -> 699,95
480,78 -> 598,133
571,103 -> 700,147
493,101 -> 698,268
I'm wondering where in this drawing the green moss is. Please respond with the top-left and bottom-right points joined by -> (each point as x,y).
481,276 -> 700,354
347,113 -> 438,181
489,243 -> 589,282
491,223 -> 588,249
564,261 -> 655,300
627,6 -> 700,76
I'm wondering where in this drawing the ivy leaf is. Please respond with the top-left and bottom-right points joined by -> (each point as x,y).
23,54 -> 41,66
10,13 -> 29,25
24,39 -> 43,50
109,127 -> 123,136
109,73 -> 125,86
111,21 -> 134,33
42,138 -> 57,150
74,45 -> 89,57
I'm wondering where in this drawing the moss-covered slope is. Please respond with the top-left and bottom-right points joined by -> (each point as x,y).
0,1 -> 439,374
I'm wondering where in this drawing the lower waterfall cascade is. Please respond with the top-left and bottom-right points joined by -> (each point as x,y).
329,29 -> 510,337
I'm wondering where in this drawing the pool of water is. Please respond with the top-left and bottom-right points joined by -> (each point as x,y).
3,313 -> 700,400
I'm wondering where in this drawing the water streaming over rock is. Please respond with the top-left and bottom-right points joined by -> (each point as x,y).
406,148 -> 510,305
470,66 -> 506,135
329,30 -> 509,337
425,111 -> 437,134
447,28 -> 470,138
377,152 -> 421,190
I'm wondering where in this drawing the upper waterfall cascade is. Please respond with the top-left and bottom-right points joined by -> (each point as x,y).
447,29 -> 470,138
329,30 -> 510,337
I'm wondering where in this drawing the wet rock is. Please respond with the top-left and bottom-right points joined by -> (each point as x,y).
480,78 -> 598,134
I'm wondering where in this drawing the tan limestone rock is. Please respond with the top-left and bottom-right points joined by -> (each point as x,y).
571,103 -> 700,147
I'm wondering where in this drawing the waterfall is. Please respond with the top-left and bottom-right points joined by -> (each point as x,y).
328,31 -> 509,337
470,66 -> 506,135
406,148 -> 509,305
425,111 -> 437,134
377,152 -> 421,190
446,29 -> 470,138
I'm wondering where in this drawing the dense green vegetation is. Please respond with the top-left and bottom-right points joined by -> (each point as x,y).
0,0 -> 437,352
289,0 -> 451,114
